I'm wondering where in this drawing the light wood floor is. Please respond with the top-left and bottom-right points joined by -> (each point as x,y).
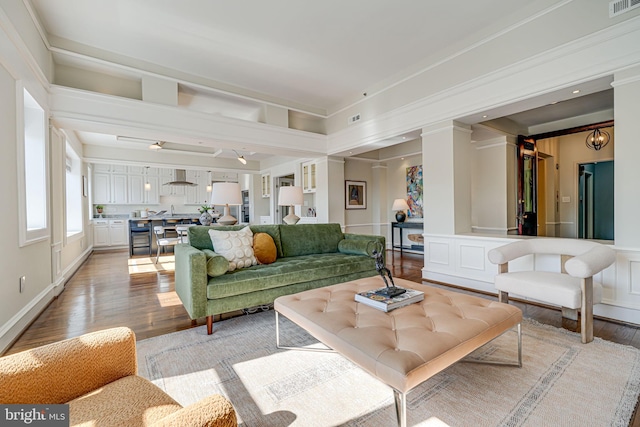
4,249 -> 639,426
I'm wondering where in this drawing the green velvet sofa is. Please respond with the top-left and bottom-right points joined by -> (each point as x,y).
175,223 -> 385,334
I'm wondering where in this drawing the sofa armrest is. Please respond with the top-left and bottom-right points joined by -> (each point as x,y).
0,327 -> 136,404
175,243 -> 209,319
343,233 -> 385,261
151,394 -> 237,427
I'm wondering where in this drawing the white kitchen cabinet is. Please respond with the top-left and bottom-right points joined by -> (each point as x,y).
93,173 -> 111,204
94,219 -> 127,247
302,161 -> 317,193
93,220 -> 110,246
185,171 -> 212,205
144,176 -> 160,204
111,174 -> 128,204
93,170 -> 128,204
109,220 -> 128,245
94,164 -> 126,173
129,174 -> 160,204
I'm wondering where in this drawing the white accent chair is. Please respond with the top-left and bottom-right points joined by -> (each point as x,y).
153,226 -> 180,264
488,238 -> 615,343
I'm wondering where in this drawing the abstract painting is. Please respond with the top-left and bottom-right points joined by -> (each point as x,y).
406,165 -> 423,218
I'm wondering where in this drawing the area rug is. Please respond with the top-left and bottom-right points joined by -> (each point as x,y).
136,310 -> 640,426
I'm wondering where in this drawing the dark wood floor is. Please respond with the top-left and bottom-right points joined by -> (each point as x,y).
4,249 -> 639,426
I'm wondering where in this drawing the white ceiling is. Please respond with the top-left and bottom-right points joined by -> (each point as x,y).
27,0 -> 615,160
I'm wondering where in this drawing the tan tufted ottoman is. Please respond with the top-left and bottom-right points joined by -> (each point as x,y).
274,276 -> 523,427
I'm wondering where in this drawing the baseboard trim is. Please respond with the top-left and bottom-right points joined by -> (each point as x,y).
0,247 -> 92,355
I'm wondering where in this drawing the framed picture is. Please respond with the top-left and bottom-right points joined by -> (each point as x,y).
345,180 -> 366,209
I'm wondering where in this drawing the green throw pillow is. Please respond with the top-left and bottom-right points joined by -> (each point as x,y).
202,249 -> 230,277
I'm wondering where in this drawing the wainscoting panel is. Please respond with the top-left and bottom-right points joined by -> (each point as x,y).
427,240 -> 450,266
458,243 -> 485,271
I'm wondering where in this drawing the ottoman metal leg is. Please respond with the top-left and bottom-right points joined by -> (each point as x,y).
393,389 -> 407,427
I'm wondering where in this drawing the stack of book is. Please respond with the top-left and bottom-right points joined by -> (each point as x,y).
355,287 -> 424,312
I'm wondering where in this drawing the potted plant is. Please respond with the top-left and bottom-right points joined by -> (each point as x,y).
96,205 -> 104,214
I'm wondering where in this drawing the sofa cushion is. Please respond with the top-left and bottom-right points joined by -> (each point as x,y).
187,224 -> 284,258
254,232 -> 277,264
207,253 -> 375,299
279,223 -> 344,257
202,249 -> 230,277
495,271 -> 603,309
208,227 -> 257,271
68,375 -> 181,426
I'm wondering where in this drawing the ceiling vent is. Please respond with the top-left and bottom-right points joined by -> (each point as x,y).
348,113 -> 361,125
609,0 -> 640,17
163,169 -> 197,186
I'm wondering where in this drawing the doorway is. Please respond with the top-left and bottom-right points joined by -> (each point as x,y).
578,161 -> 614,240
517,136 -> 537,235
537,157 -> 547,236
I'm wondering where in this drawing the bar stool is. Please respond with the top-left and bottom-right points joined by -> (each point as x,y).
175,224 -> 195,243
129,220 -> 152,256
153,226 -> 180,263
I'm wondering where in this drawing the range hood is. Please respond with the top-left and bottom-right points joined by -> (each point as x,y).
163,169 -> 197,186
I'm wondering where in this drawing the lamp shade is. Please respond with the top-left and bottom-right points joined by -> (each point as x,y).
392,198 -> 410,211
278,186 -> 304,206
210,182 -> 242,206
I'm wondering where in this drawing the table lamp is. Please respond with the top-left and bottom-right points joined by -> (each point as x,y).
392,198 -> 410,223
278,186 -> 304,224
211,182 -> 242,225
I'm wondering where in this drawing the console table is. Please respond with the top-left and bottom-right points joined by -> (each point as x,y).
391,221 -> 423,255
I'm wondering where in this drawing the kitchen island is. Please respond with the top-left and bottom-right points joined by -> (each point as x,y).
129,215 -> 202,257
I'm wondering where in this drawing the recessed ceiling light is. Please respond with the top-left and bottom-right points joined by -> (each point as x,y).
482,115 -> 488,118
572,90 -> 580,94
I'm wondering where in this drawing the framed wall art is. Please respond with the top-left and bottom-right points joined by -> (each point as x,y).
406,165 -> 423,218
345,180 -> 366,209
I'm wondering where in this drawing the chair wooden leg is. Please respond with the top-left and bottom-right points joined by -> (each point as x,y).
206,315 -> 213,335
498,291 -> 509,304
561,307 -> 578,321
581,277 -> 594,343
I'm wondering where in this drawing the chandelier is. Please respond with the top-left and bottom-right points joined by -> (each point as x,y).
585,128 -> 610,151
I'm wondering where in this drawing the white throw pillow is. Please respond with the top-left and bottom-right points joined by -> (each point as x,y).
208,227 -> 257,271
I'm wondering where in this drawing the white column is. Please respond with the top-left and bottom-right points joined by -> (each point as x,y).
315,156 -> 345,225
613,65 -> 640,247
422,121 -> 473,235
371,163 -> 388,236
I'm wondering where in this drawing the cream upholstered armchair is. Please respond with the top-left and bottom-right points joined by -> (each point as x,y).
0,327 -> 237,427
488,238 -> 615,344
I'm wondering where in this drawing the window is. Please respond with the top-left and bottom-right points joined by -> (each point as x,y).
18,85 -> 48,246
65,141 -> 83,238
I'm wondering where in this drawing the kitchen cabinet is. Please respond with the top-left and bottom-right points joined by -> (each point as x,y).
261,173 -> 271,198
94,164 -> 126,173
129,175 -> 160,204
185,171 -> 214,205
302,161 -> 317,193
93,219 -> 127,247
93,172 -> 128,204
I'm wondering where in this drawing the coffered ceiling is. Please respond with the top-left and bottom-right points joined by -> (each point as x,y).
26,0 -> 615,160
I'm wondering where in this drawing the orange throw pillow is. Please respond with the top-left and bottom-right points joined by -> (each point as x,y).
253,232 -> 277,264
